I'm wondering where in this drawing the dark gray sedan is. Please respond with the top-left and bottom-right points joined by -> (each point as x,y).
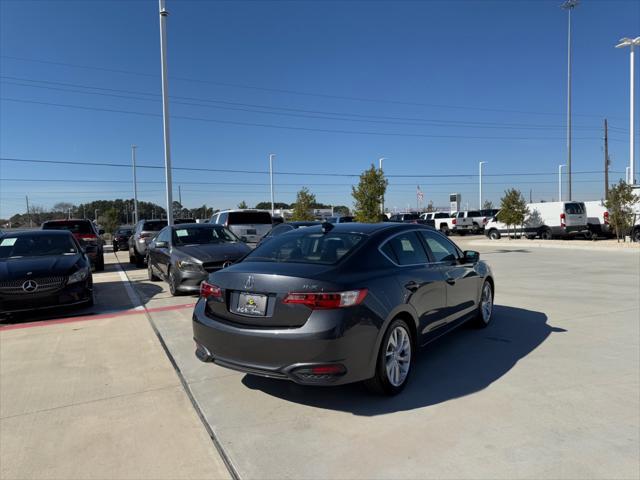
193,223 -> 494,395
147,224 -> 251,295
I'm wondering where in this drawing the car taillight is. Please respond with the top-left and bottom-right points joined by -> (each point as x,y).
452,218 -> 457,225
77,233 -> 98,244
603,211 -> 609,224
140,232 -> 152,239
200,281 -> 223,299
560,213 -> 566,228
283,289 -> 368,309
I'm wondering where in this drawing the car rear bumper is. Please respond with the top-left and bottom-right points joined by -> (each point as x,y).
192,299 -> 379,385
0,281 -> 92,314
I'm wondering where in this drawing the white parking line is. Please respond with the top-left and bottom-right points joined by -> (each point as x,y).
112,256 -> 145,311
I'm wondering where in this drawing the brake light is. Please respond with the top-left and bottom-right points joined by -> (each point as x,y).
140,232 -> 152,239
283,289 -> 368,309
452,218 -> 457,225
560,213 -> 566,228
603,211 -> 609,225
77,233 -> 98,244
200,281 -> 223,299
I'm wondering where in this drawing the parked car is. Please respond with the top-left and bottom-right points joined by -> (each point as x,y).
0,230 -> 93,316
129,219 -> 167,267
112,225 -> 133,251
210,210 -> 273,246
584,201 -> 612,238
452,210 -> 489,233
387,213 -> 420,222
326,215 -> 354,223
257,221 -> 321,247
421,212 -> 473,235
147,223 -> 251,295
42,219 -> 105,271
193,223 -> 494,395
485,201 -> 589,240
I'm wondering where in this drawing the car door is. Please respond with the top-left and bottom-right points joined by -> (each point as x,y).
152,227 -> 172,277
380,231 -> 447,344
419,230 -> 480,324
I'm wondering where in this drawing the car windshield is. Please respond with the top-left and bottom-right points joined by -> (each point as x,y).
246,230 -> 365,265
42,221 -> 93,234
172,226 -> 239,245
228,211 -> 272,225
0,234 -> 78,259
142,221 -> 167,231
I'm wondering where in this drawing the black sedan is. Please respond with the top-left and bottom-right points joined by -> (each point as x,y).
257,221 -> 321,247
0,230 -> 93,316
112,226 -> 133,251
147,223 -> 251,296
193,223 -> 494,395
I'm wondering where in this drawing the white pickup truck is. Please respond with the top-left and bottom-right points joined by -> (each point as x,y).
631,185 -> 640,242
420,211 -> 474,235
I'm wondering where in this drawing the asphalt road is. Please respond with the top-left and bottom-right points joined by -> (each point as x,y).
111,237 -> 640,480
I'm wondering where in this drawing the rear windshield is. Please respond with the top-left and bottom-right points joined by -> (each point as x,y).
565,203 -> 585,214
42,220 -> 93,234
468,211 -> 481,217
228,211 -> 272,225
0,234 -> 78,259
142,221 -> 167,231
172,226 -> 238,245
117,229 -> 132,235
434,213 -> 449,218
403,214 -> 419,221
246,230 -> 365,265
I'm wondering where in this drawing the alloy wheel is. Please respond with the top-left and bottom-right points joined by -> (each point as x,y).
385,326 -> 412,387
481,282 -> 493,324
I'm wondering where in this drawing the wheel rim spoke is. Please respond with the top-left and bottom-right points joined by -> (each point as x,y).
385,326 -> 411,387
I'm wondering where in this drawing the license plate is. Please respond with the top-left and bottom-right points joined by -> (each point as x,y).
236,293 -> 267,316
246,229 -> 257,235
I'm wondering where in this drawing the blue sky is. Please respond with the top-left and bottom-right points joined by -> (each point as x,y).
1,0 -> 638,218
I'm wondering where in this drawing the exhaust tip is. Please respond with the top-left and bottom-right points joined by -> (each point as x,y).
195,342 -> 214,363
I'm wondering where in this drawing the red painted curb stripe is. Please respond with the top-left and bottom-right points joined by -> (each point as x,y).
0,303 -> 196,332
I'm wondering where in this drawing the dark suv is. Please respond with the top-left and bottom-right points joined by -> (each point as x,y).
112,225 -> 133,251
42,219 -> 105,271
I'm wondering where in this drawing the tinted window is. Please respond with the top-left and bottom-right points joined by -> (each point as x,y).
383,232 -> 429,265
142,221 -> 167,232
434,213 -> 449,219
456,212 -> 465,218
268,224 -> 294,237
339,216 -> 354,223
156,228 -> 171,243
228,211 -> 271,225
218,212 -> 228,225
247,231 -> 364,265
0,234 -> 78,259
468,211 -> 481,217
565,202 -> 585,214
43,220 -> 94,234
172,226 -> 238,245
420,231 -> 459,263
117,229 -> 132,235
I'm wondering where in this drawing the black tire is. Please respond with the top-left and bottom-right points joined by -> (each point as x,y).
471,280 -> 494,328
525,235 -> 536,240
364,318 -> 413,396
488,229 -> 501,240
440,225 -> 449,236
633,227 -> 640,243
148,260 -> 160,281
458,230 -> 467,236
168,267 -> 181,296
85,291 -> 95,308
134,250 -> 145,268
540,228 -> 553,240
112,242 -> 118,251
94,254 -> 105,272
129,246 -> 136,264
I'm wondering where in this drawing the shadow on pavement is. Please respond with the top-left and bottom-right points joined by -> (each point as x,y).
242,305 -> 565,415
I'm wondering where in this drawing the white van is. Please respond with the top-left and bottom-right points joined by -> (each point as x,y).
485,201 -> 589,240
583,201 -> 611,238
210,209 -> 273,245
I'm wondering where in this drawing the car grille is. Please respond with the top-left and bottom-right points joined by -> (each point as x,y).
202,261 -> 228,273
0,276 -> 67,295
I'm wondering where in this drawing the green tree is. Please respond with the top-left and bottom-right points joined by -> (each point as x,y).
238,200 -> 248,209
291,187 -> 316,221
352,164 -> 388,223
255,201 -> 290,210
482,200 -> 494,210
497,189 -> 529,238
605,180 -> 638,242
332,205 -> 350,216
100,207 -> 120,235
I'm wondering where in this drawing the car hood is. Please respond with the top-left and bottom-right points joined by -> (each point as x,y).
0,254 -> 82,280
174,243 -> 251,262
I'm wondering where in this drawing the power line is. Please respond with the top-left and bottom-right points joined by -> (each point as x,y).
0,54 -> 618,119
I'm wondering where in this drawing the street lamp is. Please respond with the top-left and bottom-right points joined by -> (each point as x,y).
158,0 -> 174,225
561,0 -> 579,200
615,36 -> 640,186
131,145 -> 139,224
479,161 -> 487,209
379,157 -> 386,214
269,153 -> 275,216
558,164 -> 566,201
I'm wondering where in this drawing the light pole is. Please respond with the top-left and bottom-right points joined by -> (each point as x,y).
615,36 -> 640,186
379,157 -> 385,214
479,161 -> 487,209
158,0 -> 174,225
131,145 -> 139,224
558,164 -> 566,201
562,0 -> 579,200
269,153 -> 275,216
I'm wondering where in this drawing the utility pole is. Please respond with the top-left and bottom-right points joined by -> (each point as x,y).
83,204 -> 86,219
269,153 -> 275,216
131,145 -> 139,224
158,0 -> 174,225
604,118 -> 610,198
94,209 -> 98,223
559,164 -> 566,202
615,37 -> 640,185
562,0 -> 579,200
479,161 -> 487,209
178,185 -> 182,206
379,157 -> 385,214
529,189 -> 533,203
25,195 -> 32,228
68,207 -> 71,220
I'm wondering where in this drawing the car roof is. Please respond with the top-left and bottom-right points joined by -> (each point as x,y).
168,223 -> 219,229
299,222 -> 432,235
215,209 -> 271,214
1,229 -> 74,238
286,221 -> 321,226
42,219 -> 92,223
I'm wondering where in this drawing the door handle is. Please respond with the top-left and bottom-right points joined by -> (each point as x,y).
445,278 -> 456,285
404,281 -> 420,292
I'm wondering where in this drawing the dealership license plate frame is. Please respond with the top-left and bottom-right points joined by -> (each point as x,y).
236,292 -> 268,316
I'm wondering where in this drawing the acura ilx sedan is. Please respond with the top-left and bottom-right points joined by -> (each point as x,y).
193,223 -> 494,395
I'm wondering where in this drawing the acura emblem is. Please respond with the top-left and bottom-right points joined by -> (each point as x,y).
244,275 -> 254,290
222,261 -> 233,269
22,280 -> 38,293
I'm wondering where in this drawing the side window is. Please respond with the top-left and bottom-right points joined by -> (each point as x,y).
218,212 -> 228,225
420,231 -> 460,263
383,232 -> 429,266
211,214 -> 218,224
157,228 -> 170,243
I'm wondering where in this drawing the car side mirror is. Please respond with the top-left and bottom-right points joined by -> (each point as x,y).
155,240 -> 168,248
463,250 -> 480,263
98,229 -> 105,235
240,236 -> 248,243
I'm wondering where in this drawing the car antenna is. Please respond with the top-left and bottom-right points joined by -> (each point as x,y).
321,221 -> 334,234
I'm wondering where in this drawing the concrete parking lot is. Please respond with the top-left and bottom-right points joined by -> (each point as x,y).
1,238 -> 639,479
